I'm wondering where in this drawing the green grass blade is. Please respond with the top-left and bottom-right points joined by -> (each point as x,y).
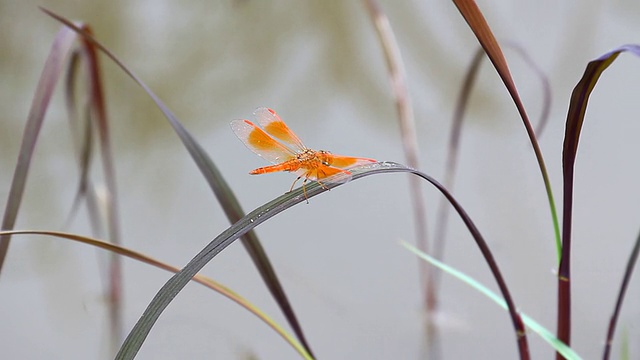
400,240 -> 582,360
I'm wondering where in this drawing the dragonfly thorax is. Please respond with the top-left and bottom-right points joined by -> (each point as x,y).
294,149 -> 333,167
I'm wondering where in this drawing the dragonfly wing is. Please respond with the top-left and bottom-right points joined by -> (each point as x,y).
295,166 -> 353,185
328,155 -> 377,169
230,119 -> 296,165
253,107 -> 307,151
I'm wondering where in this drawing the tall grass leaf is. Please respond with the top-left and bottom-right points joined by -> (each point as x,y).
64,45 -> 120,347
504,43 -> 552,137
62,49 -> 103,234
432,47 -> 484,310
78,24 -> 125,348
41,8 -> 316,357
602,230 -> 640,360
400,240 -> 582,360
451,0 -> 561,268
434,43 -> 552,292
0,230 -> 312,360
0,26 -> 77,274
559,44 -> 640,352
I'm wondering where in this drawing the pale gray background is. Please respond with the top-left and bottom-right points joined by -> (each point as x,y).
1,0 -> 639,359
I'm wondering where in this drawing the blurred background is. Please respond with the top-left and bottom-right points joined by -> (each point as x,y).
1,0 -> 640,358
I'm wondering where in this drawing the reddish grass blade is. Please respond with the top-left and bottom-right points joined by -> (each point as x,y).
432,48 -> 484,308
0,26 -> 77,273
78,24 -> 125,349
0,18 -> 125,349
61,31 -> 124,348
454,0 -> 564,255
449,1 -> 547,358
451,1 -> 561,264
63,52 -> 103,234
504,42 -> 553,137
602,230 -> 640,360
41,8 -> 316,358
107,161 -> 527,360
434,43 -> 552,289
560,44 -> 640,359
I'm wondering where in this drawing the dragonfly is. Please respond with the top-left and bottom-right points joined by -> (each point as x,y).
231,107 -> 377,201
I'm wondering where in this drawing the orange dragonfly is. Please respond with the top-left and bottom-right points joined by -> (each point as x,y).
231,107 -> 376,201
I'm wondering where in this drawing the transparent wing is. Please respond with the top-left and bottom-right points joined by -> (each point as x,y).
311,155 -> 377,184
328,154 -> 377,169
295,166 -> 353,184
230,119 -> 296,165
253,107 -> 307,151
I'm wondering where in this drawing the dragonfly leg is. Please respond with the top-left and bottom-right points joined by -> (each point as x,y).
288,176 -> 302,193
288,176 -> 310,204
301,178 -> 310,204
316,179 -> 330,191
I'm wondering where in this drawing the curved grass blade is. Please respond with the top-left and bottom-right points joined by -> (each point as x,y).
451,0 -> 561,268
431,48 -> 484,315
62,49 -> 102,233
3,19 -> 124,347
559,44 -> 640,353
400,240 -> 582,360
504,42 -> 552,137
434,43 -> 552,291
0,230 -> 311,360
63,43 -> 124,348
41,8 -> 316,357
115,161 -> 528,360
602,230 -> 640,360
78,24 -> 125,348
0,26 -> 77,274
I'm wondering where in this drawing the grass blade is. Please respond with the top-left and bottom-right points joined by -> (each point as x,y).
559,44 -> 640,354
400,240 -> 582,360
62,49 -> 101,232
0,230 -> 312,360
114,161 -> 528,360
433,48 -> 484,301
503,42 -> 552,137
434,43 -> 552,291
40,8 -> 315,357
362,0 -> 431,312
0,26 -> 78,274
602,230 -> 640,360
78,24 -> 125,348
451,0 -> 561,275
